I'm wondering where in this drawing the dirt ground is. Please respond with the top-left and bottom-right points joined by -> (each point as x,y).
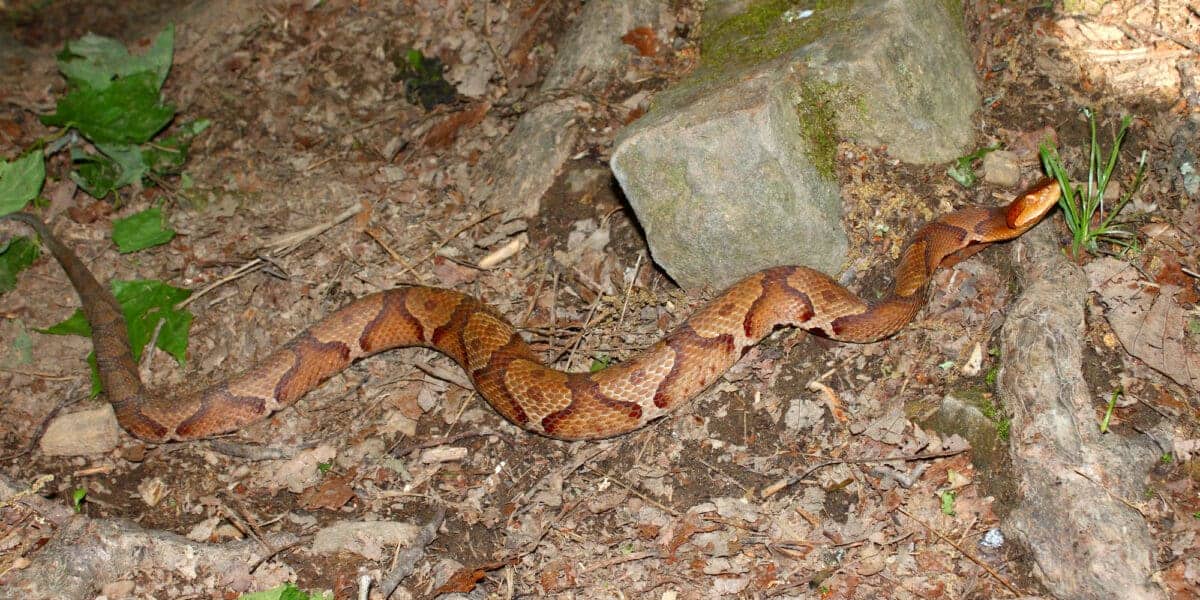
0,0 -> 1198,598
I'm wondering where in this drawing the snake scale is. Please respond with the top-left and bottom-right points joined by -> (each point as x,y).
6,179 -> 1060,443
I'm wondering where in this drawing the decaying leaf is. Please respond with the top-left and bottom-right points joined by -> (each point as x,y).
1085,257 -> 1199,391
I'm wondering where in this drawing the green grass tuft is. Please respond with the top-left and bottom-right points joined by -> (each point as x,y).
1039,108 -> 1148,258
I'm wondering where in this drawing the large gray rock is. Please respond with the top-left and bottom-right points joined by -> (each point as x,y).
611,0 -> 978,290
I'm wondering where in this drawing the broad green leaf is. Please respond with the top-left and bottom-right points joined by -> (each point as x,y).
0,236 -> 40,292
111,279 -> 192,365
70,151 -> 121,199
41,71 -> 175,145
38,309 -> 91,336
239,583 -> 332,600
70,144 -> 147,199
0,151 -> 46,215
57,25 -> 174,91
39,279 -> 193,393
937,490 -> 956,516
145,119 -> 211,175
112,208 -> 175,253
5,319 -> 34,366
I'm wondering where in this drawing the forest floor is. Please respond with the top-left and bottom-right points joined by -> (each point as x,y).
0,0 -> 1197,598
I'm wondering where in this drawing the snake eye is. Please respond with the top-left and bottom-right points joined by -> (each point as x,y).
1006,178 -> 1061,229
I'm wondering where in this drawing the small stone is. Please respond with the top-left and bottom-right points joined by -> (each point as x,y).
39,405 -> 120,456
982,150 -> 1021,187
961,342 -> 984,376
419,446 -> 468,463
137,477 -> 167,507
100,580 -> 136,599
310,521 -> 421,559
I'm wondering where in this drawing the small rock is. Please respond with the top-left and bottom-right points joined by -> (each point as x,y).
856,544 -> 886,576
337,437 -> 386,469
100,580 -> 136,599
961,342 -> 984,376
186,516 -> 221,542
40,405 -> 120,456
137,477 -> 167,507
982,150 -> 1021,187
265,445 -> 337,493
310,521 -> 421,560
419,446 -> 468,464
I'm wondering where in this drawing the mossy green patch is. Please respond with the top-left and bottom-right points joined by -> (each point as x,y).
793,81 -> 841,179
953,387 -> 1012,441
699,0 -> 857,79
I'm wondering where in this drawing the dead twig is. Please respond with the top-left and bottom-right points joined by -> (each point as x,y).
179,202 -> 363,308
411,361 -> 474,391
896,507 -> 1022,596
390,428 -> 510,458
379,507 -> 446,598
208,440 -> 296,461
759,449 -> 967,498
412,209 -> 502,271
1124,20 -> 1200,53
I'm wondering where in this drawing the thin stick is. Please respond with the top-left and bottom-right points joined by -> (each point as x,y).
1124,21 -> 1200,53
759,449 -> 966,498
618,253 -> 643,323
411,209 -> 502,269
565,292 -> 605,369
896,507 -> 1022,596
179,203 -> 363,308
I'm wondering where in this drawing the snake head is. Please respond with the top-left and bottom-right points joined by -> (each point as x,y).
1005,178 -> 1062,230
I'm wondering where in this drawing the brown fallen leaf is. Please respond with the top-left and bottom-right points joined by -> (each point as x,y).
998,125 -> 1058,161
1086,257 -> 1200,392
298,468 -> 357,510
422,102 -> 490,150
621,27 -> 660,57
434,560 -> 506,594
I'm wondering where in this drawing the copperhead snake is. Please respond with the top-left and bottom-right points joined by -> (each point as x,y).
6,179 -> 1060,443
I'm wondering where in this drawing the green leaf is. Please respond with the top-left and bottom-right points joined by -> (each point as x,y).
0,151 -> 46,215
937,490 -> 956,516
71,487 -> 87,512
144,119 -> 211,175
39,308 -> 92,337
112,208 -> 175,253
589,355 -> 613,373
946,144 -> 999,189
39,279 -> 193,393
57,25 -> 174,91
41,71 -> 175,145
111,279 -> 192,365
70,149 -> 121,199
239,583 -> 332,600
0,236 -> 40,293
69,144 -> 148,200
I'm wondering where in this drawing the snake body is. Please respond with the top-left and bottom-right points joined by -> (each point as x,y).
7,179 -> 1060,443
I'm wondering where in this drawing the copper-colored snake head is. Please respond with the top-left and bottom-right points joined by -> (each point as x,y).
1005,178 -> 1062,230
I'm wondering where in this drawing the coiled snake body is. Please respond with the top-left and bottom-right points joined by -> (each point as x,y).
7,180 -> 1060,442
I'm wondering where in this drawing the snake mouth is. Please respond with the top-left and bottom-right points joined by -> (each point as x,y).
1006,178 -> 1062,229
